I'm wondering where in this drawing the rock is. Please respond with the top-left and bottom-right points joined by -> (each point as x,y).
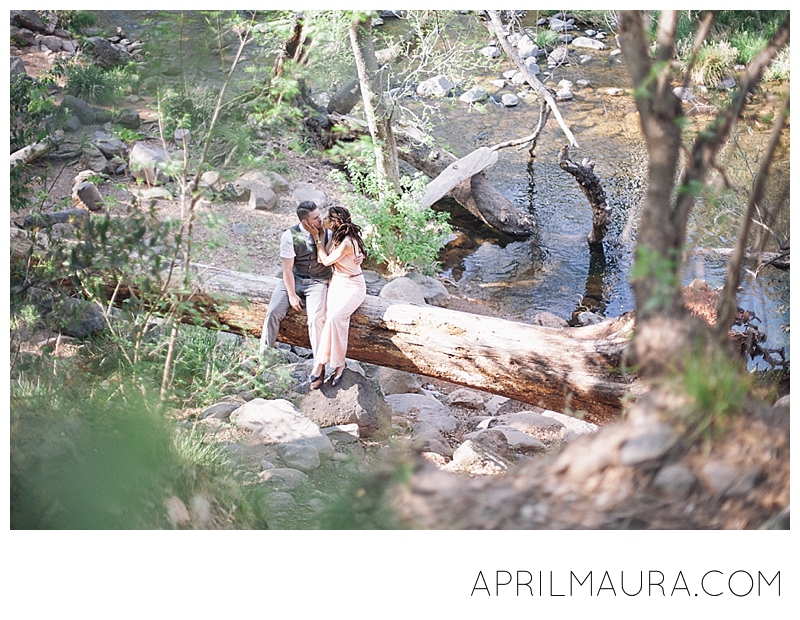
200,170 -> 222,190
129,143 -> 171,186
501,93 -> 519,107
405,272 -> 450,306
91,131 -> 128,158
469,428 -> 511,459
54,296 -> 106,338
379,277 -> 426,304
605,88 -> 625,96
556,88 -> 573,100
572,36 -> 608,50
416,75 -> 454,98
446,388 -> 485,409
495,411 -> 566,437
249,185 -> 278,211
115,108 -> 141,129
173,128 -> 191,144
548,47 -> 570,66
618,422 -> 679,465
516,35 -> 539,58
321,423 -> 360,443
292,183 -> 327,207
538,409 -> 599,436
460,86 -> 489,103
72,181 -> 104,212
40,35 -> 63,52
12,10 -> 49,33
199,401 -> 241,420
577,311 -> 603,325
502,69 -> 518,80
259,468 -> 309,491
22,209 -> 89,230
385,393 -> 456,431
81,144 -> 110,174
511,72 -> 528,85
531,311 -> 568,328
479,46 -> 501,59
446,439 -> 511,475
232,398 -> 334,459
700,461 -> 764,497
652,463 -> 697,499
278,442 -> 321,472
773,394 -> 790,410
375,366 -> 423,396
164,496 -> 190,527
484,394 -> 510,415
60,95 -> 96,125
132,186 -> 174,203
87,36 -> 122,69
468,426 -> 546,454
523,57 -> 540,73
300,369 -> 391,438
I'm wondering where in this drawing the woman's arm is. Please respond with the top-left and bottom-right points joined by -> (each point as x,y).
315,235 -> 352,266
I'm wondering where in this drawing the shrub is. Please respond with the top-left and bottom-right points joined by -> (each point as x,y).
65,62 -> 119,104
54,10 -> 96,35
691,40 -> 738,87
329,149 -> 452,277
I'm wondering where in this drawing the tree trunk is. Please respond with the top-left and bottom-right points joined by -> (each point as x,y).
349,13 -> 401,194
183,263 -> 638,424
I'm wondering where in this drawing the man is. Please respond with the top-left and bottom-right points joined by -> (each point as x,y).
260,201 -> 362,358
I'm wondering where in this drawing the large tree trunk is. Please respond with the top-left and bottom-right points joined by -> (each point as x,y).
184,263 -> 638,424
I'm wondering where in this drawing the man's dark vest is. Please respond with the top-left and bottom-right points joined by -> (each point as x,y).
290,224 -> 332,279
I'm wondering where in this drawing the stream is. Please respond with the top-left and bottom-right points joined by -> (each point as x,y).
96,11 -> 790,369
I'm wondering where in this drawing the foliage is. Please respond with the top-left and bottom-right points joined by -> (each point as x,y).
54,10 -> 96,35
10,74 -> 57,153
329,147 -> 452,276
535,28 -> 561,50
9,352 -> 270,529
675,346 -> 753,440
764,46 -> 790,81
64,62 -> 121,105
690,41 -> 738,87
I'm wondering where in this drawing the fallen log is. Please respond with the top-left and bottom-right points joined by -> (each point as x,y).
186,263 -> 639,424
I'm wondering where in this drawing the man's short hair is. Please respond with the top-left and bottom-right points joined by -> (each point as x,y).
296,201 -> 318,221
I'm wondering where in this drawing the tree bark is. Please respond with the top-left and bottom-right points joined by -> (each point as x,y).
349,13 -> 401,194
183,263 -> 638,424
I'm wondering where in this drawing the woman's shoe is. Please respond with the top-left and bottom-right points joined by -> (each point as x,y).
309,373 -> 325,389
329,367 -> 346,387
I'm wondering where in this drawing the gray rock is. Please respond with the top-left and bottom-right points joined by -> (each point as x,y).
60,95 -> 96,125
547,47 -> 570,66
115,108 -> 141,129
72,181 -> 104,212
132,186 -> 174,203
577,311 -> 603,325
278,442 -> 321,472
92,131 -> 128,158
54,296 -> 106,338
88,36 -> 122,69
618,423 -> 679,465
81,144 -> 110,174
249,184 -> 278,211
261,490 -> 298,513
447,439 -> 511,475
701,461 -> 764,497
446,388 -> 485,409
531,311 -> 568,328
300,369 -> 391,438
258,468 -> 309,491
484,394 -> 510,415
232,398 -> 334,459
416,75 -> 454,98
538,409 -> 599,436
496,411 -> 566,436
379,277 -> 426,304
572,36 -> 608,50
555,88 -> 573,100
468,426 -> 546,454
460,86 -> 489,103
22,209 -> 89,230
385,393 -> 456,432
199,401 -> 241,420
12,10 -> 49,33
321,423 -> 360,443
173,128 -> 191,145
40,35 -> 63,52
164,496 -> 190,527
479,46 -> 501,59
292,183 -> 326,207
376,366 -> 423,396
200,170 -> 222,190
652,462 -> 697,499
501,93 -> 519,107
469,428 -> 511,458
130,143 -> 171,186
405,272 -> 450,306
773,394 -> 789,409
605,88 -> 625,97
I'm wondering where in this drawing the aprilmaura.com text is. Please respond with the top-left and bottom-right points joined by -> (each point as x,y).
471,570 -> 780,597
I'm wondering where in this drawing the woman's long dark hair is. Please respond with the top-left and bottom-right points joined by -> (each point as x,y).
327,206 -> 367,258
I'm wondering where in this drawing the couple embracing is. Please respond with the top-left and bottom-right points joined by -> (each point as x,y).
260,201 -> 367,390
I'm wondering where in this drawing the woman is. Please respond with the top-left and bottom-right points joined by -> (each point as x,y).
309,206 -> 367,389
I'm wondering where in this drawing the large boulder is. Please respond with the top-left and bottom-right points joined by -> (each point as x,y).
405,272 -> 450,306
60,95 -> 96,125
232,398 -> 334,461
379,277 -> 426,304
129,143 -> 171,186
299,369 -> 391,438
416,75 -> 454,98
